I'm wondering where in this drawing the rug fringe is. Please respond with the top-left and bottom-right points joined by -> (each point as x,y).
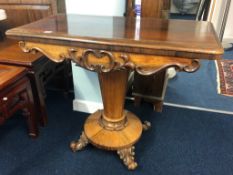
215,60 -> 221,94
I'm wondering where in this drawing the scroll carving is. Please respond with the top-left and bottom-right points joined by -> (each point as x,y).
69,49 -> 136,73
19,41 -> 200,75
19,41 -> 70,63
135,59 -> 200,76
117,146 -> 138,170
19,41 -> 37,54
183,59 -> 200,72
69,49 -> 200,74
81,49 -> 115,73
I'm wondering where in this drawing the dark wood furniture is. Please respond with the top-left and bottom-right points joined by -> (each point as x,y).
57,0 -> 66,13
0,0 -> 68,126
126,0 -> 171,18
125,0 -> 171,112
0,64 -> 38,137
6,14 -> 223,170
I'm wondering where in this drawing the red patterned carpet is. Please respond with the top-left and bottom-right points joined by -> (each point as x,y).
216,60 -> 233,96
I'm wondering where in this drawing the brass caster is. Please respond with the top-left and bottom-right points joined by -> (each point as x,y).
117,146 -> 138,170
142,121 -> 151,131
70,132 -> 89,152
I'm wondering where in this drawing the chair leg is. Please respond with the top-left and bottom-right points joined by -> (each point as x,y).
21,86 -> 38,138
153,100 -> 163,112
35,74 -> 48,126
63,59 -> 71,97
134,96 -> 142,107
29,73 -> 48,126
22,108 -> 38,138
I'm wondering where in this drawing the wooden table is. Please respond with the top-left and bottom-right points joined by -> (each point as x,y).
0,65 -> 38,137
0,38 -> 49,126
0,38 -> 72,127
6,14 -> 223,170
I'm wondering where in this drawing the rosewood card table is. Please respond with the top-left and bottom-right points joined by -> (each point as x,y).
6,14 -> 223,170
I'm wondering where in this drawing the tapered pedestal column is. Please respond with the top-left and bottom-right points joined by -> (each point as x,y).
70,70 -> 148,169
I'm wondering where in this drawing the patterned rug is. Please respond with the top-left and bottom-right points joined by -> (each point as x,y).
216,60 -> 233,96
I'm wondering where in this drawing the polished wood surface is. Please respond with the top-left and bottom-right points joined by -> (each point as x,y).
0,64 -> 38,137
84,110 -> 142,150
0,39 -> 43,66
6,14 -> 223,170
99,70 -> 129,121
85,70 -> 142,150
0,64 -> 25,89
7,14 -> 223,60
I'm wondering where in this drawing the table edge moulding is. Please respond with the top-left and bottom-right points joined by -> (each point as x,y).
6,14 -> 224,170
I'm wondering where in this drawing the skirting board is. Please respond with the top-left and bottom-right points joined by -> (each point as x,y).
73,99 -> 233,115
223,37 -> 233,43
73,99 -> 103,113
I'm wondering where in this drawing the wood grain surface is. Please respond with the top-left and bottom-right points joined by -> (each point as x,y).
6,14 -> 223,60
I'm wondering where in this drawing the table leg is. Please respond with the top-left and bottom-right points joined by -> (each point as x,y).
70,70 -> 147,170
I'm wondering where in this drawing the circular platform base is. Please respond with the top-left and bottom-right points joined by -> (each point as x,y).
84,110 -> 143,150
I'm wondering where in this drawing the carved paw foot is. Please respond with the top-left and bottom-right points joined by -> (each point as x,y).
142,121 -> 151,131
117,146 -> 138,170
70,132 -> 89,152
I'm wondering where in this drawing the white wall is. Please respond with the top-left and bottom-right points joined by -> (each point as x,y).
224,1 -> 233,41
65,0 -> 125,113
66,0 -> 125,16
211,0 -> 233,41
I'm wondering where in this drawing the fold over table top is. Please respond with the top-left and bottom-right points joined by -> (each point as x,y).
6,14 -> 224,60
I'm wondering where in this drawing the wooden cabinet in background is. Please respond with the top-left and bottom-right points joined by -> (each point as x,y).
125,0 -> 171,112
57,0 -> 66,13
126,0 -> 171,18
